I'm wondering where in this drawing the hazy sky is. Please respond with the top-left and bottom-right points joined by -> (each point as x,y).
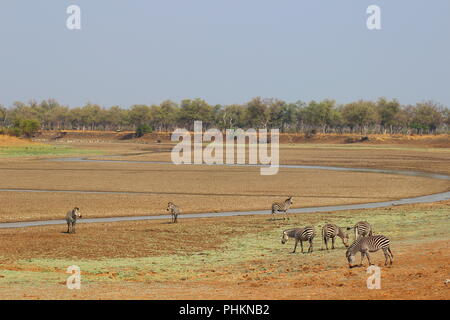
0,0 -> 449,108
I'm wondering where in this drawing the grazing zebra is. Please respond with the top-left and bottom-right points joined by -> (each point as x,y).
345,235 -> 393,268
166,202 -> 180,223
271,196 -> 293,220
281,226 -> 316,253
347,221 -> 373,240
321,224 -> 349,250
65,207 -> 82,234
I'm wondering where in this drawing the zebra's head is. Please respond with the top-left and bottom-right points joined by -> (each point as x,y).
345,249 -> 355,267
73,207 -> 81,218
287,196 -> 293,205
166,202 -> 173,211
281,231 -> 289,244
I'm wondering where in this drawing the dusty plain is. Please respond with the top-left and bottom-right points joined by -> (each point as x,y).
0,133 -> 449,299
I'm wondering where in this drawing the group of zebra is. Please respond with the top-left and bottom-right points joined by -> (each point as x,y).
64,197 -> 394,268
273,197 -> 394,268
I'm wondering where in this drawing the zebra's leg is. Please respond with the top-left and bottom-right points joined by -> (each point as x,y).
331,237 -> 335,249
292,239 -> 298,253
365,251 -> 373,266
174,214 -> 178,223
324,237 -> 328,250
382,248 -> 390,266
300,240 -> 304,254
321,229 -> 324,250
73,221 -> 76,234
388,247 -> 394,264
308,239 -> 313,253
285,211 -> 289,220
67,222 -> 70,234
360,252 -> 365,266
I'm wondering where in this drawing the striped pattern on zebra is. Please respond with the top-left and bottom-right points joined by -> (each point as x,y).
321,224 -> 349,250
347,221 -> 373,240
271,196 -> 293,220
65,207 -> 82,234
281,226 -> 316,253
346,235 -> 393,268
166,202 -> 180,223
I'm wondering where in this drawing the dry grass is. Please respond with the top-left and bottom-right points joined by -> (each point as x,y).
0,135 -> 40,147
0,201 -> 448,299
0,137 -> 448,299
0,156 -> 448,222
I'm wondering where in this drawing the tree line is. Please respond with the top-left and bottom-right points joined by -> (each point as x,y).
0,97 -> 449,136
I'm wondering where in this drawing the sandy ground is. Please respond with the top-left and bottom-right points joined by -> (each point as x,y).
0,135 -> 39,147
0,201 -> 448,300
0,142 -> 449,222
0,135 -> 449,299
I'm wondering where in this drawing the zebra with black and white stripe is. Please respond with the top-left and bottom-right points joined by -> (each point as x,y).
166,202 -> 180,223
65,207 -> 82,234
321,224 -> 349,250
345,235 -> 393,268
281,226 -> 316,253
271,196 -> 293,220
347,221 -> 373,240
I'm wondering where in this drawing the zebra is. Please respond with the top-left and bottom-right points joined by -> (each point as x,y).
347,221 -> 373,240
321,224 -> 349,250
65,207 -> 82,234
281,226 -> 316,253
271,196 -> 293,220
345,235 -> 394,268
166,202 -> 180,223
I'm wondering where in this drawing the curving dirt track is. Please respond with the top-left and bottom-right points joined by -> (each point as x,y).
0,159 -> 449,228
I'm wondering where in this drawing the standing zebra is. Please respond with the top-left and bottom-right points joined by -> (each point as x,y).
346,235 -> 393,268
347,221 -> 373,240
271,196 -> 293,220
321,224 -> 349,250
65,207 -> 82,234
166,202 -> 180,223
281,226 -> 316,253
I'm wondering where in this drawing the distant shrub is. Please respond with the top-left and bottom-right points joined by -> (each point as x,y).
135,124 -> 153,137
360,136 -> 369,142
7,127 -> 23,137
14,119 -> 41,137
305,129 -> 317,139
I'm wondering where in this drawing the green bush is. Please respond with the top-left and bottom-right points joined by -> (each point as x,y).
12,119 -> 41,137
7,127 -> 23,137
135,124 -> 153,137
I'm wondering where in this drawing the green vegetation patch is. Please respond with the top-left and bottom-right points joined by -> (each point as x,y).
4,205 -> 450,284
